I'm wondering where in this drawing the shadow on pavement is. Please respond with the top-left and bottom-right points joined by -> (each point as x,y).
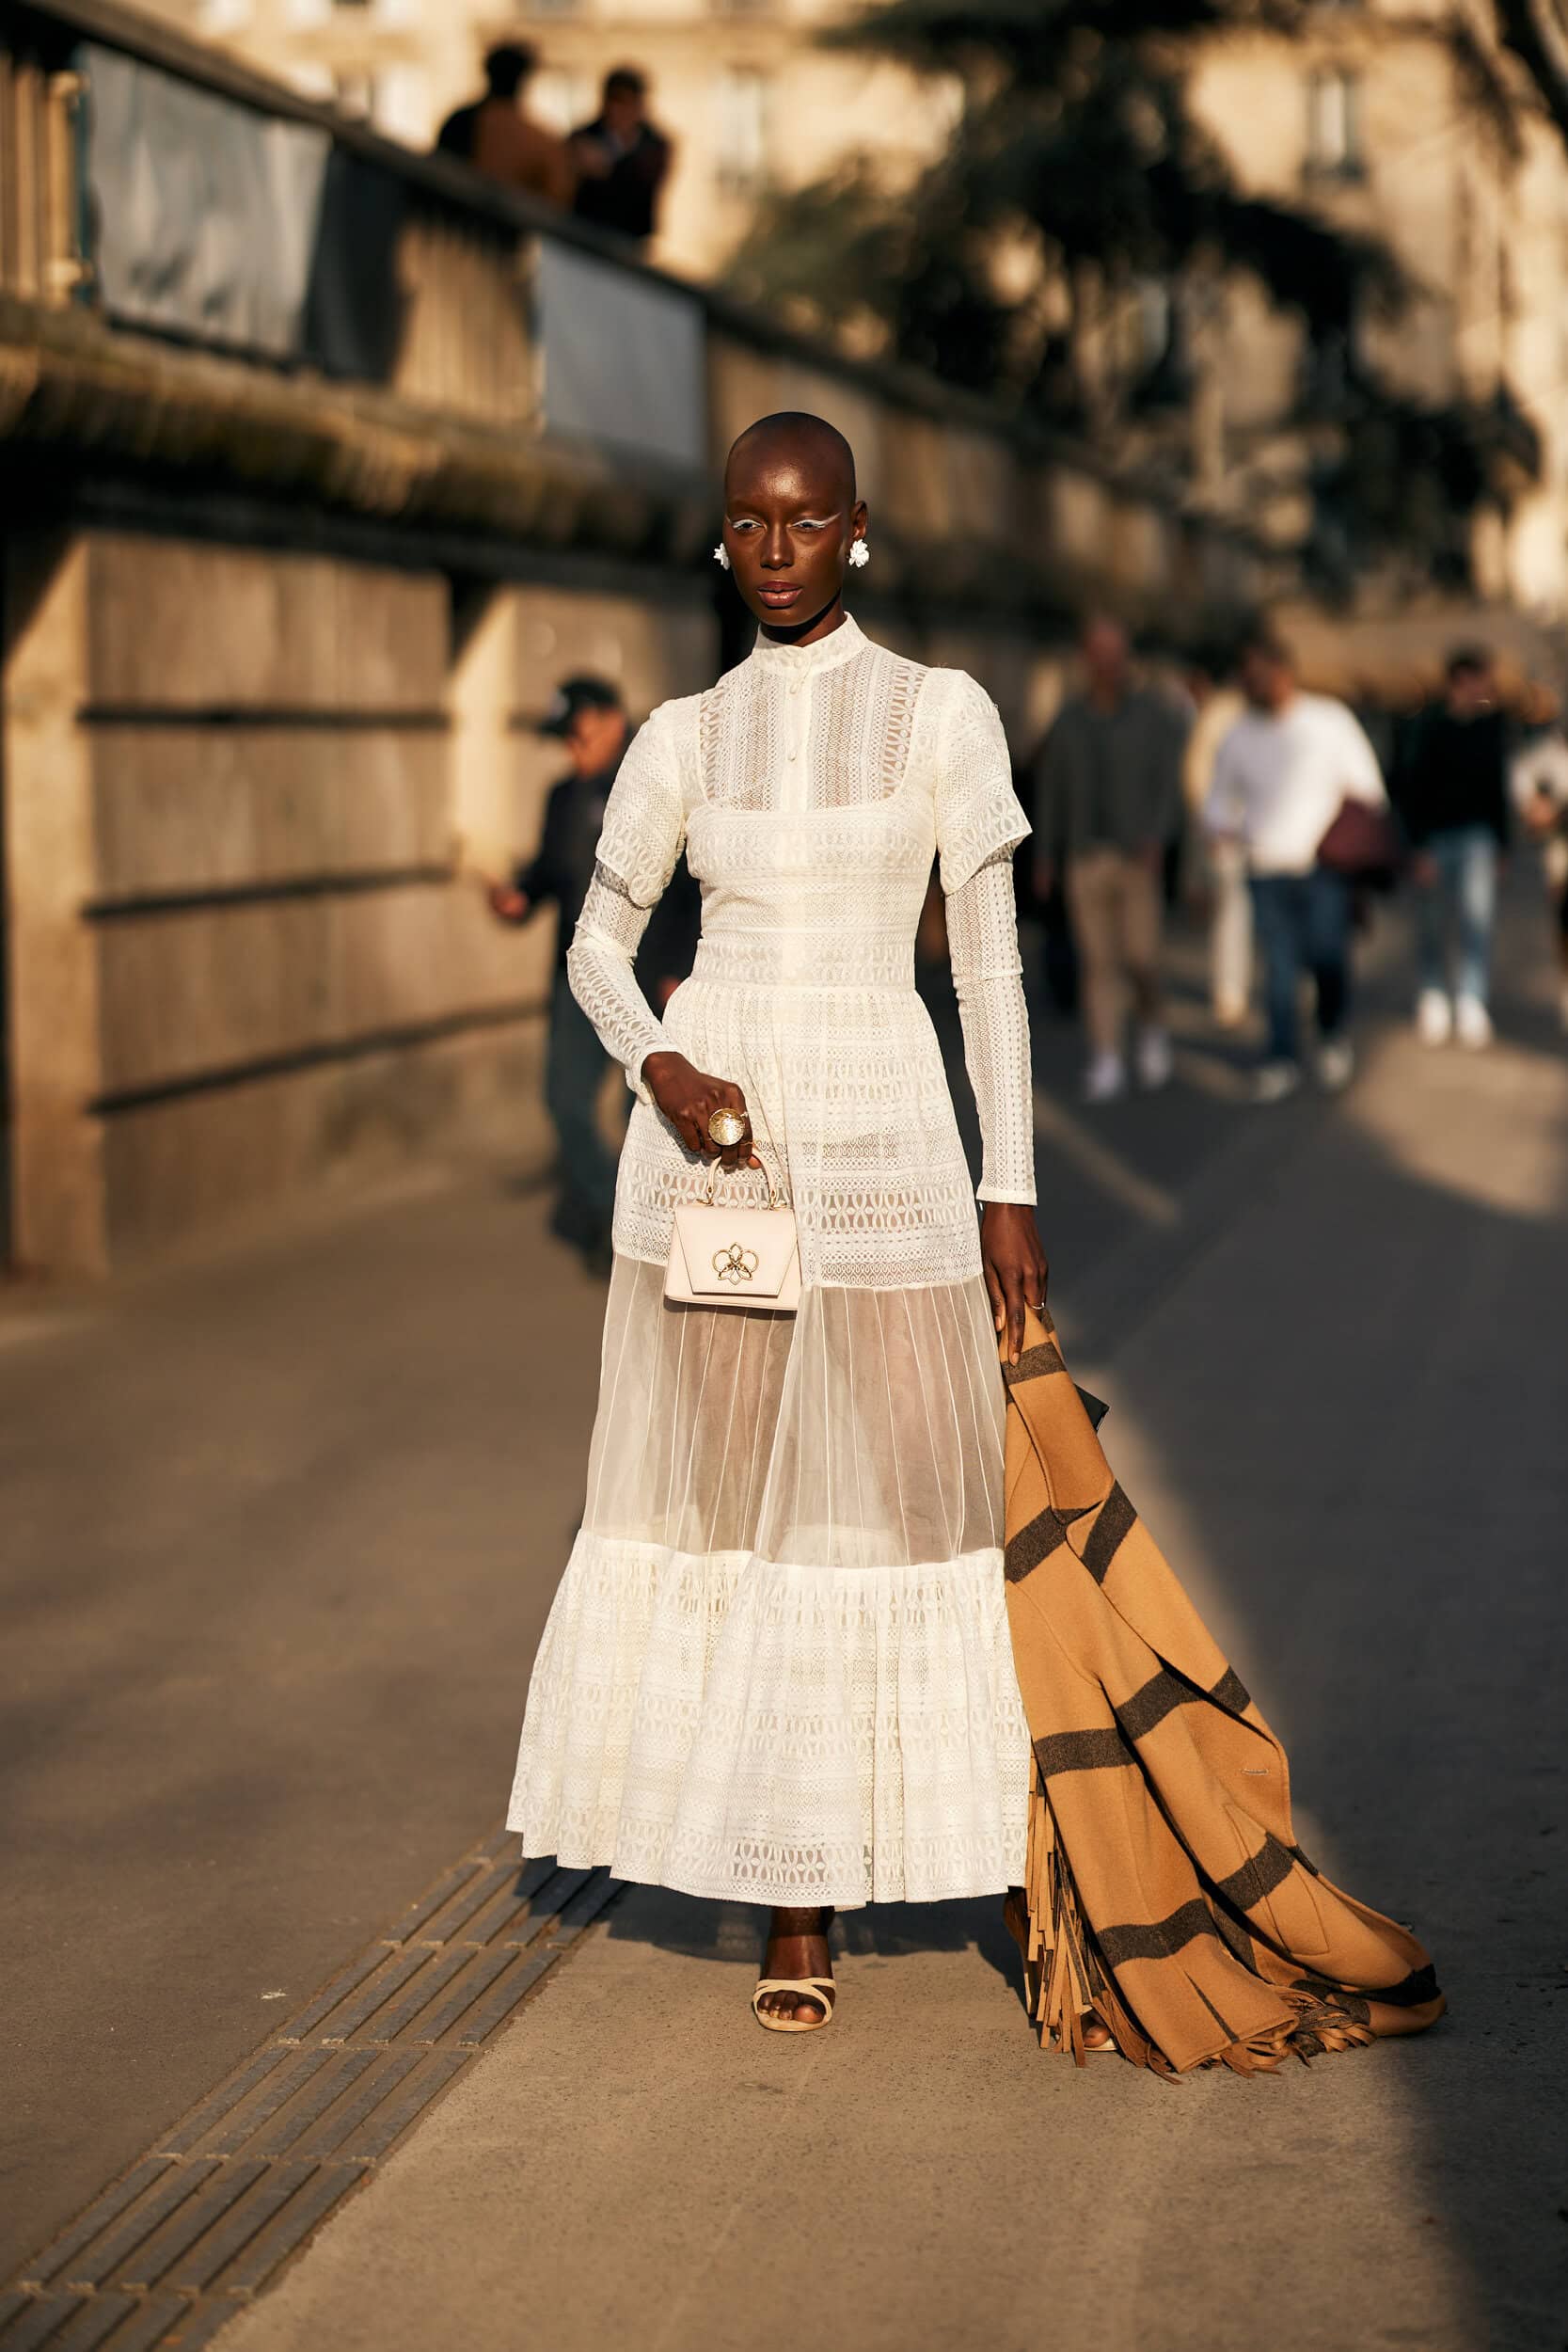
1073,977 -> 1566,2348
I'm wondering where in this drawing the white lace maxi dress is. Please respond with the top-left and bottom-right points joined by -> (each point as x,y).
507,616 -> 1037,1908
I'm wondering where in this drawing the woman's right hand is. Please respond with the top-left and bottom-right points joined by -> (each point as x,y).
641,1052 -> 758,1170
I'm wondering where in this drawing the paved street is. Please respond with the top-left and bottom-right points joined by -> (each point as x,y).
5,897 -> 1565,2350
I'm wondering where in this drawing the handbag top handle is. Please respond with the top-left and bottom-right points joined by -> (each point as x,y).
703,1150 -> 788,1212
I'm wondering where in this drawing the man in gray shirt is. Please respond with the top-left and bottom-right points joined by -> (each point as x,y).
1033,617 -> 1189,1100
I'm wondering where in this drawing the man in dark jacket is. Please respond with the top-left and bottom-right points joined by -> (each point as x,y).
487,675 -> 698,1268
1393,646 -> 1511,1049
568,68 -> 673,247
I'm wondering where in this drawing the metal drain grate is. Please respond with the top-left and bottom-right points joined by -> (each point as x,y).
3,1835 -> 623,2350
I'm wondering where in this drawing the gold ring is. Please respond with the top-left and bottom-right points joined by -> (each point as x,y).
706,1106 -> 748,1148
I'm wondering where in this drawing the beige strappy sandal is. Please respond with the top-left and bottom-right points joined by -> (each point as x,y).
752,1977 -> 836,2033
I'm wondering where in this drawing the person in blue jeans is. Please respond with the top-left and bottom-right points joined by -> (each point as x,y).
1205,629 -> 1387,1102
1392,647 -> 1511,1049
486,675 -> 699,1268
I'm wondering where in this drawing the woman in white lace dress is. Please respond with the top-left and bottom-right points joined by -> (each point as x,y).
507,411 -> 1053,2031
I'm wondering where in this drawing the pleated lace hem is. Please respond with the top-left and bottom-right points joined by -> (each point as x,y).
507,1529 -> 1031,1910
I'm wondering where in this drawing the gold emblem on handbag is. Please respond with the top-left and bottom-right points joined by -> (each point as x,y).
664,1152 -> 800,1312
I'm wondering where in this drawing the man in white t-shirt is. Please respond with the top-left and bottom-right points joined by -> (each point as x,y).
1205,628 -> 1387,1102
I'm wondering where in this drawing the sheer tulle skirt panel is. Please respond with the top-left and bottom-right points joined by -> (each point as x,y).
507,1259 -> 1031,1906
584,1257 -> 1006,1568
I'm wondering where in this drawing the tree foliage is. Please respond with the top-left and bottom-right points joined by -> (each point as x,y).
726,0 -> 1533,581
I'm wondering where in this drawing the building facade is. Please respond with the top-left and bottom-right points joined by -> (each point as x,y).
148,0 -> 1568,623
1183,0 -> 1568,618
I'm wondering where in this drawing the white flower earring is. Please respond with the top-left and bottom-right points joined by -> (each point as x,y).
713,543 -> 731,571
848,539 -> 870,569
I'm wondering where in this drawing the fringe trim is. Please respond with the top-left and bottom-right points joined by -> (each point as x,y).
1004,1763 -> 1378,2078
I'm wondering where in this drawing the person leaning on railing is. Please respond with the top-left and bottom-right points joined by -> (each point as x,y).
568,67 -> 673,250
436,43 -> 574,212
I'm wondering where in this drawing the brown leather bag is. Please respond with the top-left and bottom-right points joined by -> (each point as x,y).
1317,797 -> 1404,889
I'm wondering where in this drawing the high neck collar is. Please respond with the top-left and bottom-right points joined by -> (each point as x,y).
747,612 -> 866,677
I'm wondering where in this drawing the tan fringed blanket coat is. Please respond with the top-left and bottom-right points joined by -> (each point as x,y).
1000,1308 -> 1444,2074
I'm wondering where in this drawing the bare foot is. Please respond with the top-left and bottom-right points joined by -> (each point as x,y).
756,1905 -> 834,2025
1082,2015 -> 1116,2053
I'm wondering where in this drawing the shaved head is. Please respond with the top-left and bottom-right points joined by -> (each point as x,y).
725,411 -> 857,503
719,410 -> 868,643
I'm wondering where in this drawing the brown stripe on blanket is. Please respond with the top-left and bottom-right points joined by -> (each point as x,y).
1212,1832 -> 1297,1913
1079,1482 -> 1137,1583
1001,1339 -> 1066,1385
1033,1726 -> 1132,1776
1095,1898 -> 1224,1968
1005,1502 -> 1075,1582
1342,1963 -> 1441,2010
1114,1665 -> 1198,1743
999,1303 -> 1444,2074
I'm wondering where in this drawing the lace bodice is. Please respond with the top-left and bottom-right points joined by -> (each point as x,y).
567,616 -> 1037,1254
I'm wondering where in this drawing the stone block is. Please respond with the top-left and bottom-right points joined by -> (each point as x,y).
90,727 -> 451,901
86,539 -> 448,713
509,588 -> 713,725
881,412 -> 952,542
96,882 -> 546,1096
101,1020 -> 548,1263
942,430 -> 1015,551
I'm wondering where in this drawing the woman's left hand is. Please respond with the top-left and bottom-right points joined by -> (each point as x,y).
981,1203 -> 1050,1366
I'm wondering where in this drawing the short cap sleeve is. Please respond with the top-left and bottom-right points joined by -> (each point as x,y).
594,700 -> 689,910
934,671 -> 1032,896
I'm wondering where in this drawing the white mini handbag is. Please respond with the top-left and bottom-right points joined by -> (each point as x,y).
664,1151 -> 800,1312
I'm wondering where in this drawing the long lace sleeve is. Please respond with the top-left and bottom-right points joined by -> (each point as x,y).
945,850 -> 1037,1206
565,704 -> 689,1103
568,866 -> 673,1101
931,670 -> 1035,1202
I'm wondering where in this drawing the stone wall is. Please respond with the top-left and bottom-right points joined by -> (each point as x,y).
1,531 -> 720,1271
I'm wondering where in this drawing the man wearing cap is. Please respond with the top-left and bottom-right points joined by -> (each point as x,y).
488,675 -> 697,1269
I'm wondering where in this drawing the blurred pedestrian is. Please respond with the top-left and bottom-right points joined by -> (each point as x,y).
1180,651 -> 1250,1025
436,43 -> 574,210
1511,688 -> 1568,1031
569,67 -> 673,248
1392,647 -> 1511,1050
485,676 -> 695,1269
1032,617 -> 1189,1102
1205,628 -> 1386,1103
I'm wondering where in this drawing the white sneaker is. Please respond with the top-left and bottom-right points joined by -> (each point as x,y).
1135,1025 -> 1174,1089
1082,1051 -> 1128,1104
1454,995 -> 1493,1050
1251,1060 -> 1302,1104
1416,989 -> 1451,1046
1316,1039 -> 1355,1091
